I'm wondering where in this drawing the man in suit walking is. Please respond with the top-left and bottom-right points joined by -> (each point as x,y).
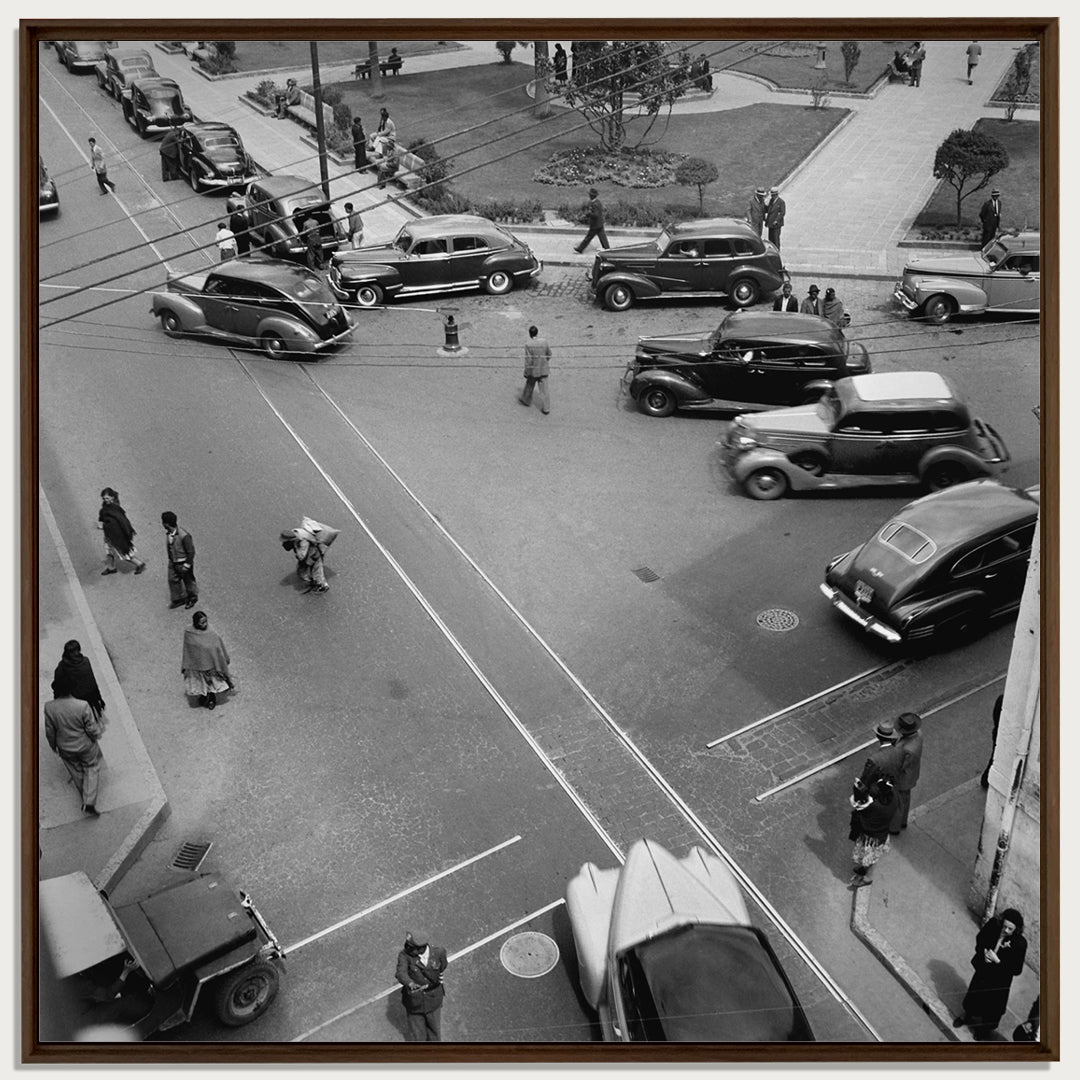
519,325 -> 552,414
979,187 -> 1003,248
162,511 -> 198,609
396,930 -> 449,1041
891,712 -> 924,833
574,188 -> 609,253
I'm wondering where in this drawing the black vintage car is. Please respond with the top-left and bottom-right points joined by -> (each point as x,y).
591,218 -> 787,312
625,311 -> 871,417
122,77 -> 193,137
39,156 -> 60,216
820,479 -> 1039,647
54,40 -> 114,73
95,45 -> 156,100
328,214 -> 541,307
176,122 -> 260,193
231,175 -> 341,262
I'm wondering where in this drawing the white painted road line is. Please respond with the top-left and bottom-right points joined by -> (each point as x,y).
291,898 -> 565,1042
284,835 -> 523,954
707,663 -> 897,748
753,672 -> 1009,801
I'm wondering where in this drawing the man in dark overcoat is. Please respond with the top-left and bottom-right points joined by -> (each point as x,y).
979,188 -> 1002,247
765,185 -> 786,248
395,930 -> 449,1041
891,712 -> 924,833
859,719 -> 904,791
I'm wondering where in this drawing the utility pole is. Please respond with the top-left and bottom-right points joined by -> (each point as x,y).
310,41 -> 330,201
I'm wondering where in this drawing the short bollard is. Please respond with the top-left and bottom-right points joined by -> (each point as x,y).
443,314 -> 461,352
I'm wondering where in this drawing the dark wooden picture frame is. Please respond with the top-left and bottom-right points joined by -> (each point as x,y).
22,17 -> 1058,1065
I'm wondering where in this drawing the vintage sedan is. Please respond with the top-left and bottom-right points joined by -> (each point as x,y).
40,870 -> 285,1039
720,371 -> 1009,501
590,218 -> 787,312
566,840 -> 814,1042
820,480 -> 1039,646
894,231 -> 1040,324
176,122 -> 260,193
54,40 -> 114,73
95,46 -> 157,100
328,214 -> 541,307
231,175 -> 340,262
150,259 -> 354,360
625,311 -> 871,417
39,156 -> 59,216
122,77 -> 192,137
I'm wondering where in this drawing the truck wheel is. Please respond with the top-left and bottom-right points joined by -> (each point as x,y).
213,960 -> 280,1027
355,283 -> 384,308
603,283 -> 634,311
922,294 -> 956,325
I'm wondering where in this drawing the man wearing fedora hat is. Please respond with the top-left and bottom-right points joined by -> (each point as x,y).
765,185 -> 786,248
746,186 -> 767,238
574,188 -> 610,254
979,187 -> 1003,248
396,930 -> 449,1041
799,283 -> 822,315
859,719 -> 904,791
892,712 -> 924,833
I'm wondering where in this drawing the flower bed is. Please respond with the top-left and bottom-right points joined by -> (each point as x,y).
534,147 -> 686,189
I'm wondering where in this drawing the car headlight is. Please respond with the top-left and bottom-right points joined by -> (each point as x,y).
730,430 -> 758,450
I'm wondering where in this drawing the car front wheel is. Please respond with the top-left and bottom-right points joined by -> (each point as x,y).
603,283 -> 634,311
484,270 -> 512,295
261,333 -> 289,360
354,283 -> 384,308
213,960 -> 280,1027
922,294 -> 956,325
639,385 -> 676,417
923,460 -> 969,492
160,311 -> 182,336
189,166 -> 205,193
743,467 -> 789,500
730,278 -> 761,307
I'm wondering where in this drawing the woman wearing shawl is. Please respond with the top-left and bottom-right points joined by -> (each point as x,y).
847,775 -> 895,887
821,287 -> 848,328
98,487 -> 147,576
181,611 -> 235,710
53,639 -> 106,722
955,909 -> 1029,1036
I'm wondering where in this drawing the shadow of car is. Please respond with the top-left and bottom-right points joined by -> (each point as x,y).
626,311 -> 871,417
820,479 -> 1039,647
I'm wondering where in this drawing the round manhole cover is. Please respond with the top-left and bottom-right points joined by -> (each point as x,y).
499,932 -> 560,978
757,608 -> 800,632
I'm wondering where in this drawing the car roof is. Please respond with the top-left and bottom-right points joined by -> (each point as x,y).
251,174 -> 326,200
718,310 -> 844,346
207,259 -> 323,286
668,218 -> 761,240
107,46 -> 152,61
130,76 -> 180,92
889,480 -> 1039,552
997,231 -> 1040,254
843,371 -> 957,406
183,121 -> 240,138
401,214 -> 506,237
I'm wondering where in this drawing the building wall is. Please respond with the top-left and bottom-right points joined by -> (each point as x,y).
970,518 -> 1041,969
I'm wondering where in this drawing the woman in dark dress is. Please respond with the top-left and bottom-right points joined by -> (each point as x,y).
53,640 -> 106,722
954,908 -> 1028,1036
847,776 -> 895,887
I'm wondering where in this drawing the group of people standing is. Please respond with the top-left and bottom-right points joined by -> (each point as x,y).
773,280 -> 847,326
746,184 -> 786,248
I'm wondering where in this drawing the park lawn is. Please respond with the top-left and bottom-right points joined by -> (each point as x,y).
329,62 -> 848,215
913,118 -> 1040,231
725,40 -> 909,93
228,39 -> 461,74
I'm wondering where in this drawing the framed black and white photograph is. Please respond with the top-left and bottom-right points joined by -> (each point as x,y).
20,13 -> 1058,1066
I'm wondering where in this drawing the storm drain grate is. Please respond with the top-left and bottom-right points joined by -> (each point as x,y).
756,608 -> 800,632
632,565 -> 661,583
499,932 -> 560,978
170,841 -> 213,872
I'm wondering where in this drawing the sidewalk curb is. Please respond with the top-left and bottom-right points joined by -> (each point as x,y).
850,884 -> 969,1042
39,488 -> 170,895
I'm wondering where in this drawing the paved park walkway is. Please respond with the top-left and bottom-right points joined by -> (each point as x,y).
139,38 -> 1031,279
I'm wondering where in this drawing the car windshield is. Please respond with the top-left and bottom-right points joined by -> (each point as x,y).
983,240 -> 1009,266
619,925 -> 812,1042
121,57 -> 151,69
653,228 -> 673,252
816,388 -> 842,424
394,231 -> 414,253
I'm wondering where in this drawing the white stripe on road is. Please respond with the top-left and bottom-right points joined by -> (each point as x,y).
706,663 -> 898,748
284,835 -> 522,954
238,358 -> 624,867
753,672 -> 1009,801
291,898 -> 565,1042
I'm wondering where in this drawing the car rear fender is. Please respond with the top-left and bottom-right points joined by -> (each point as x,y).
728,263 -> 779,286
730,447 -> 820,490
917,444 -> 998,479
894,590 -> 988,633
594,270 -> 663,299
150,292 -> 206,330
912,277 -> 988,311
255,315 -> 318,350
631,367 -> 708,405
565,863 -> 620,1011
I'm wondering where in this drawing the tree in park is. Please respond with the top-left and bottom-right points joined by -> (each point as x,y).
367,41 -> 383,99
932,128 -> 1010,227
556,40 -> 693,151
841,41 -> 861,85
533,41 -> 552,118
675,157 -> 718,214
496,41 -> 518,63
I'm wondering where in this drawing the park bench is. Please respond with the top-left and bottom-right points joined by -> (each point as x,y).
354,54 -> 404,79
884,56 -> 913,83
285,88 -> 335,132
372,146 -> 427,192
